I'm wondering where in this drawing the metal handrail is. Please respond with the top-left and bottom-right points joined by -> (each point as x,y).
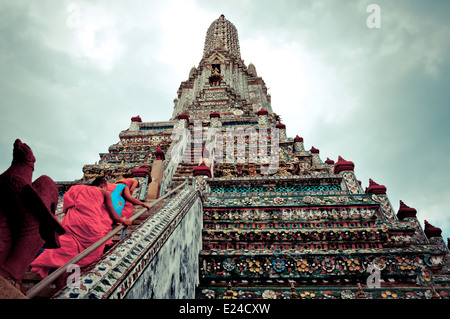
26,181 -> 187,299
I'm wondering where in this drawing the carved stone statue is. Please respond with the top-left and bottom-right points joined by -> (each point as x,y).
275,163 -> 292,176
0,139 -> 65,293
209,67 -> 223,86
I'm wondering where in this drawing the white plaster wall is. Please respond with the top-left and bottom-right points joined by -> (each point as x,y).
125,196 -> 203,299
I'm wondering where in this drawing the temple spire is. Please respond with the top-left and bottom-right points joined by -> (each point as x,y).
203,14 -> 241,58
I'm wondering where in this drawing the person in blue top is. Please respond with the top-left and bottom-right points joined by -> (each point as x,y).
107,178 -> 150,238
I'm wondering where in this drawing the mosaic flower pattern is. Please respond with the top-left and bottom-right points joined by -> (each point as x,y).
272,259 -> 286,272
262,290 -> 277,299
381,291 -> 398,299
200,251 -> 437,279
223,258 -> 236,271
197,286 -> 449,299
300,291 -> 316,299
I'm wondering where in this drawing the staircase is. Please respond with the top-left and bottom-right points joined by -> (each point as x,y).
22,272 -> 57,299
170,138 -> 207,188
171,163 -> 197,187
22,197 -> 168,299
109,198 -> 167,244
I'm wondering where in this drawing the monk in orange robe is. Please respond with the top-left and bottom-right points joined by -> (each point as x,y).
30,178 -> 131,279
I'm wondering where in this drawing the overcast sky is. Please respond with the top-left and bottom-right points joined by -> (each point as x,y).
1,0 -> 449,240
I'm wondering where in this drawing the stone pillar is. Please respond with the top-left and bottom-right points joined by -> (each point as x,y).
192,119 -> 203,165
131,165 -> 152,201
193,162 -> 211,178
396,200 -> 428,243
129,115 -> 142,131
365,179 -> 387,195
209,111 -> 222,128
193,162 -> 211,198
293,135 -> 304,153
365,178 -> 396,220
325,157 -> 335,174
333,156 -> 363,194
176,112 -> 189,129
199,146 -> 211,167
424,220 -> 448,249
423,220 -> 447,272
333,156 -> 355,175
310,146 -> 322,165
276,123 -> 286,141
257,108 -> 269,126
147,145 -> 165,200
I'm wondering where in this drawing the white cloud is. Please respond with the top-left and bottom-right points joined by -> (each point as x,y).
155,0 -> 216,78
65,2 -> 124,71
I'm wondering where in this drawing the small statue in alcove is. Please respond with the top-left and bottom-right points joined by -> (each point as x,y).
209,67 -> 223,86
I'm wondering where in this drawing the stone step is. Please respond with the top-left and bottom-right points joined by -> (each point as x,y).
175,170 -> 196,174
21,184 -> 184,299
22,272 -> 58,299
173,174 -> 193,178
110,199 -> 167,243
